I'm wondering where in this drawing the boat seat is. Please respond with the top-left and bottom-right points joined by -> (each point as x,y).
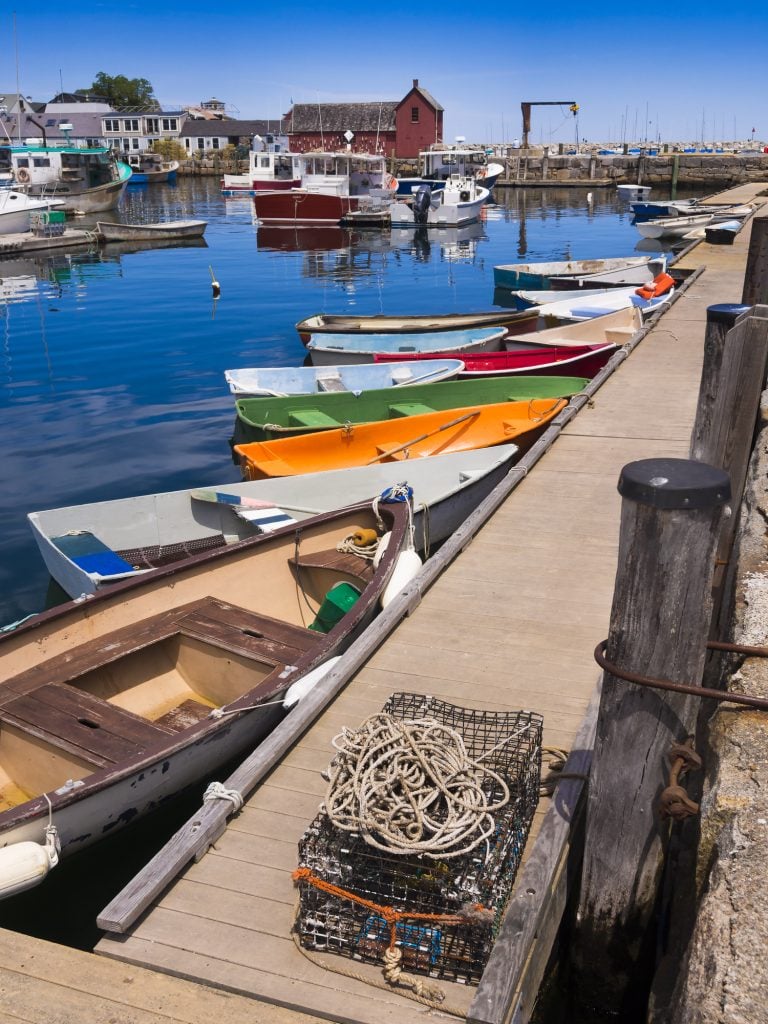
0,682 -> 177,767
49,530 -> 136,578
288,548 -> 375,585
386,402 -> 435,417
176,599 -> 320,663
316,374 -> 345,392
287,408 -> 343,429
604,328 -> 635,343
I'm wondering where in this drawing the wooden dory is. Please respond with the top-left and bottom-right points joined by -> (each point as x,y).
306,327 -> 508,366
232,375 -> 587,443
504,305 -> 642,348
234,398 -> 567,478
0,501 -> 410,891
295,309 -> 539,343
96,220 -> 207,241
374,343 -> 617,379
493,255 -> 657,292
29,446 -> 519,599
223,360 -> 464,397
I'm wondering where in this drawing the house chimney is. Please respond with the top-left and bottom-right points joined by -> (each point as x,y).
413,79 -> 419,88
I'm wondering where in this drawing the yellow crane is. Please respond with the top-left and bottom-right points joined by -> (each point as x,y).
520,101 -> 579,149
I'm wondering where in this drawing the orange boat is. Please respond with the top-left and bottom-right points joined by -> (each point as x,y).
233,398 -> 567,479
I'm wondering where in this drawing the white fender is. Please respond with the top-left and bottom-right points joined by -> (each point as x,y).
372,531 -> 392,569
0,828 -> 59,899
283,656 -> 342,709
381,549 -> 423,608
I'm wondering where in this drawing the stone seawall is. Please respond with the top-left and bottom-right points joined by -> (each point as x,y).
494,154 -> 768,187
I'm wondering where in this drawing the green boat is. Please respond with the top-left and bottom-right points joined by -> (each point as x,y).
232,375 -> 588,444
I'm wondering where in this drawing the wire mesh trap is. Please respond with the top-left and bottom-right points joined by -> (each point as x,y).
295,692 -> 543,985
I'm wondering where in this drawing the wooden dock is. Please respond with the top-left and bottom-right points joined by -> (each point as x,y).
0,227 -> 99,256
6,183 -> 767,1022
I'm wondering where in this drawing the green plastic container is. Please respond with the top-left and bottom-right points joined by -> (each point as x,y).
309,582 -> 362,633
42,210 -> 67,224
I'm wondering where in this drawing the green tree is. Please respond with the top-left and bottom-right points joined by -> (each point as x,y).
150,138 -> 187,162
80,72 -> 160,110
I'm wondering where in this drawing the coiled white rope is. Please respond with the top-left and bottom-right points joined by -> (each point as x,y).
323,713 -> 511,858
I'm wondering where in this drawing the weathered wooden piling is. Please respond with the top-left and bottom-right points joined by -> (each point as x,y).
742,210 -> 768,304
574,458 -> 731,1016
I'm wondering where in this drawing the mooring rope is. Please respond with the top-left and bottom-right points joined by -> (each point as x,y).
323,713 -> 511,859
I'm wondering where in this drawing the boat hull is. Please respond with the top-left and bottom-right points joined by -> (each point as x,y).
307,327 -> 507,365
27,176 -> 129,214
494,256 -> 654,292
254,190 -> 362,225
296,309 -> 537,342
96,220 -> 207,241
375,343 -> 617,379
388,189 -> 488,228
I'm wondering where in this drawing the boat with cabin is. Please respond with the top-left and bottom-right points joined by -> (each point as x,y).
6,144 -> 132,214
388,174 -> 489,228
252,152 -> 397,225
222,149 -> 301,194
124,152 -> 179,184
396,145 -> 504,196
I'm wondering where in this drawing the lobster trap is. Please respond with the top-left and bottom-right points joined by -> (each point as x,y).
295,692 -> 543,985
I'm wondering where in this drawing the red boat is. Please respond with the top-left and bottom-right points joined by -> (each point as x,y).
374,342 -> 617,379
253,151 -> 396,225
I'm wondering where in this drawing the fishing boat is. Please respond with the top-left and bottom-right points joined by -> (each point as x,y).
0,500 -> 411,896
232,375 -> 587,443
234,398 -> 567,478
29,448 -> 518,600
252,152 -> 396,225
96,220 -> 207,242
395,146 -> 504,195
493,255 -> 659,292
388,175 -> 489,228
124,153 -> 179,184
8,145 -> 132,214
374,342 -> 617,379
223,359 -> 464,398
306,327 -> 508,366
0,190 -> 65,234
222,150 -> 301,195
296,308 -> 539,343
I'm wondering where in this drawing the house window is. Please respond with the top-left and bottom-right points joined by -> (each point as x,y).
183,138 -> 190,149
162,118 -> 178,132
197,137 -> 204,150
131,138 -> 140,150
123,118 -> 139,132
145,117 -> 159,134
104,118 -> 120,132
411,106 -> 420,123
212,138 -> 220,149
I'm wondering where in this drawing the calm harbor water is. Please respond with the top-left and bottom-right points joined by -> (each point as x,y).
0,178 -> 694,628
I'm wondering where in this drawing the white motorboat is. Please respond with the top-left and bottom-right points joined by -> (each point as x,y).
388,175 -> 489,228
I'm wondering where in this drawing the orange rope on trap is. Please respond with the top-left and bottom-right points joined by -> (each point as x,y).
292,866 -> 493,952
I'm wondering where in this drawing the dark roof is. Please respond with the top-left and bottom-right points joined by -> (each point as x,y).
289,103 -> 397,133
181,118 -> 282,137
397,84 -> 443,113
2,111 -> 106,140
49,91 -> 110,105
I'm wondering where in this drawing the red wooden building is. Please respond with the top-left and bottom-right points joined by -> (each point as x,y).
285,80 -> 443,158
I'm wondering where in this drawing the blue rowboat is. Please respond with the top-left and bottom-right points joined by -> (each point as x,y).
306,327 -> 507,366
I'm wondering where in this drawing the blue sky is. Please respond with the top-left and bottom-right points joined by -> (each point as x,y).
8,1 -> 768,145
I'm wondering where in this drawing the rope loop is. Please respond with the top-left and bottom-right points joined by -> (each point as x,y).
203,781 -> 244,813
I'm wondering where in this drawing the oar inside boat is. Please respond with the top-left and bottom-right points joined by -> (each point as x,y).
366,409 -> 481,465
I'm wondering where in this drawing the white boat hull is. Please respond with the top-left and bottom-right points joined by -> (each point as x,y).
389,190 -> 488,227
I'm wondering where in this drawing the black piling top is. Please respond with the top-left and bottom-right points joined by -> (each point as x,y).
618,458 -> 731,509
707,303 -> 751,326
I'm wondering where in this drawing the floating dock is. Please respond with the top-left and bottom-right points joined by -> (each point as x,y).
4,183 -> 767,1022
0,227 -> 100,256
